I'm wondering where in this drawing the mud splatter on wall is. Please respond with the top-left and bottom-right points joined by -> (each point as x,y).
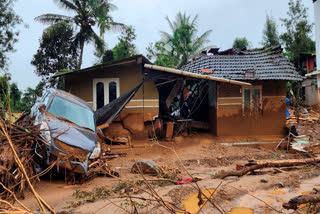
214,81 -> 287,136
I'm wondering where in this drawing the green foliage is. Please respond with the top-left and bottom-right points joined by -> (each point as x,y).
0,75 -> 24,112
71,186 -> 112,206
0,75 -> 11,111
19,88 -> 38,112
147,12 -> 212,67
35,0 -> 124,69
31,22 -> 78,86
0,0 -> 22,70
261,14 -> 280,47
112,26 -> 137,60
146,41 -> 177,67
102,50 -> 114,63
9,82 -> 22,111
232,37 -> 249,49
18,81 -> 44,112
0,75 -> 41,113
280,0 -> 315,73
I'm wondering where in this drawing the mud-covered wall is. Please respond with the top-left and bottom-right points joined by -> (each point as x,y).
215,80 -> 287,136
64,62 -> 159,121
302,78 -> 319,107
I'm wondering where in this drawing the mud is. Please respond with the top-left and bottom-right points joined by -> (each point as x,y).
216,81 -> 287,136
18,130 -> 320,214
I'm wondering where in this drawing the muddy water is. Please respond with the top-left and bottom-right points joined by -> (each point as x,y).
228,207 -> 254,214
228,176 -> 320,213
177,188 -> 216,214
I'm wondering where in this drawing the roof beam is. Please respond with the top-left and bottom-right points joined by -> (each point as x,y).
144,64 -> 252,86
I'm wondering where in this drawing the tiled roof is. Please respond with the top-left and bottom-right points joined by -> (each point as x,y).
179,46 -> 303,81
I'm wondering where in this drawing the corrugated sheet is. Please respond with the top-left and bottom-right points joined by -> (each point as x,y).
180,46 -> 303,81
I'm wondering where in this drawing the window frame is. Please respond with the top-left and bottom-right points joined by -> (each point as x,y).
241,85 -> 263,116
92,78 -> 120,110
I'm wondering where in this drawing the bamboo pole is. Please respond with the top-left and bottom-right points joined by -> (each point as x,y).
144,64 -> 252,86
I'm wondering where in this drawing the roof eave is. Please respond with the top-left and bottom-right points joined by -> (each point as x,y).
53,55 -> 151,78
305,70 -> 320,77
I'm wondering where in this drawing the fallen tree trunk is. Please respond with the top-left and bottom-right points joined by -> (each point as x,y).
283,194 -> 320,210
215,157 -> 320,179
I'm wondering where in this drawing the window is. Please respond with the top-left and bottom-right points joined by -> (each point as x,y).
93,78 -> 120,110
96,82 -> 105,109
242,86 -> 262,116
243,88 -> 251,116
109,81 -> 117,103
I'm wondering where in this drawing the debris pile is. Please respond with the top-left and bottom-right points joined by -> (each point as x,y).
283,186 -> 320,210
0,115 -> 55,213
0,115 -> 43,200
0,114 -> 118,212
279,109 -> 320,154
286,109 -> 320,124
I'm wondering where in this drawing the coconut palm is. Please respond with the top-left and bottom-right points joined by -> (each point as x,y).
35,0 -> 124,69
160,12 -> 212,67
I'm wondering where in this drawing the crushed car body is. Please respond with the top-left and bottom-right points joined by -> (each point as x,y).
30,89 -> 101,175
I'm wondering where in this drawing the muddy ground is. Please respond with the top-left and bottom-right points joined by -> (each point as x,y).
19,126 -> 320,214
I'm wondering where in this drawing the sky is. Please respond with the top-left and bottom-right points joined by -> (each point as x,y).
7,0 -> 315,91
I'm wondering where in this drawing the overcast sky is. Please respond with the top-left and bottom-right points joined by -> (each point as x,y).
7,0 -> 315,91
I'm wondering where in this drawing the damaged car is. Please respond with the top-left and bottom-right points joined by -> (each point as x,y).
30,89 -> 101,175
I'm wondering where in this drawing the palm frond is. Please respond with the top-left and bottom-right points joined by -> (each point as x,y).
160,31 -> 172,42
191,14 -> 199,27
88,28 -> 105,53
191,29 -> 212,54
74,0 -> 82,9
73,32 -> 81,47
108,2 -> 118,11
35,14 -> 73,25
165,16 -> 175,31
53,0 -> 78,11
88,0 -> 117,16
175,12 -> 184,28
108,22 -> 125,31
98,15 -> 125,36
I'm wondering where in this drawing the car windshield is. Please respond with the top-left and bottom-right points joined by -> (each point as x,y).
48,96 -> 95,131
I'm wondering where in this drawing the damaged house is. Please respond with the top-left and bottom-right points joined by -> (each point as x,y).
54,55 -> 159,139
55,46 -> 302,140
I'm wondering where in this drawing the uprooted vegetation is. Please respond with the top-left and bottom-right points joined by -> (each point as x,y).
0,114 -> 115,213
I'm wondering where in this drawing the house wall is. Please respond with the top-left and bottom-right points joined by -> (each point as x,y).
64,63 -> 159,121
215,80 -> 287,136
302,78 -> 319,107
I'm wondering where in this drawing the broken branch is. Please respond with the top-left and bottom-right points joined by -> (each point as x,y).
215,157 -> 320,179
283,194 -> 320,210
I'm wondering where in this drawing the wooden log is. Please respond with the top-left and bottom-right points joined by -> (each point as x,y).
165,79 -> 183,108
283,194 -> 320,210
165,122 -> 174,141
215,157 -> 320,179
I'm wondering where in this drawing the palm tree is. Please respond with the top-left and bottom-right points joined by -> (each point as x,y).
160,12 -> 212,67
35,0 -> 124,69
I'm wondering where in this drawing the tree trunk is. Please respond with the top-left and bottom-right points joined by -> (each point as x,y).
215,157 -> 320,179
77,39 -> 84,70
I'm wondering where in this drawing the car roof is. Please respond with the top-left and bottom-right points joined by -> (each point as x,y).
47,89 -> 94,112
